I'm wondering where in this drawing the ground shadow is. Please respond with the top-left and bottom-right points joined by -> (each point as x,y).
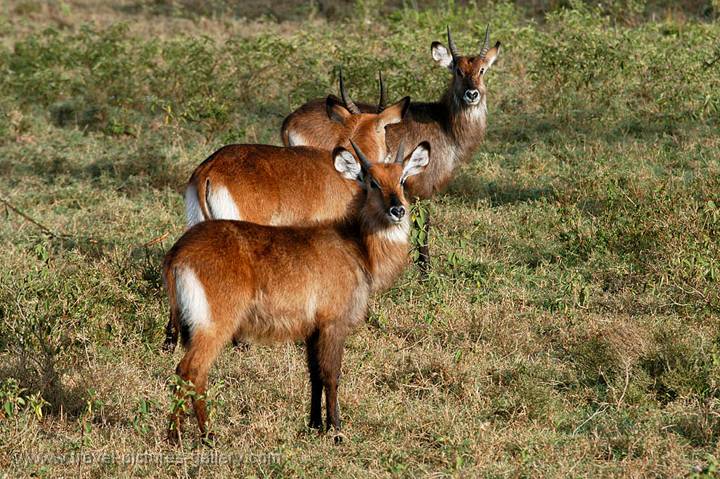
446,172 -> 557,208
444,107 -> 712,207
0,355 -> 89,419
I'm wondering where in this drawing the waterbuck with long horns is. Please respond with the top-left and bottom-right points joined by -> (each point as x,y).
281,70 -> 389,148
164,141 -> 430,443
280,25 -> 501,270
184,79 -> 409,228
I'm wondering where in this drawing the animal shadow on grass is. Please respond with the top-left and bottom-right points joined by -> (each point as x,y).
444,107 -> 696,207
43,146 -> 185,195
441,110 -> 563,207
0,353 -> 88,419
447,173 -> 557,207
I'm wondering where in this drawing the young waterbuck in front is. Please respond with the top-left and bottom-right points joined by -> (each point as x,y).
163,141 -> 430,443
163,78 -> 410,352
280,25 -> 501,271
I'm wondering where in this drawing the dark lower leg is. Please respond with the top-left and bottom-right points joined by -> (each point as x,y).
231,334 -> 250,351
306,330 -> 323,429
163,317 -> 177,352
317,330 -> 344,433
324,377 -> 340,432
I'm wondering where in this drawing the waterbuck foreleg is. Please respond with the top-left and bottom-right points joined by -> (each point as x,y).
317,326 -> 346,439
305,329 -> 323,430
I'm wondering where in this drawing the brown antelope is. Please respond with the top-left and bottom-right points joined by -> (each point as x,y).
280,25 -> 501,270
164,141 -> 430,443
184,74 -> 409,228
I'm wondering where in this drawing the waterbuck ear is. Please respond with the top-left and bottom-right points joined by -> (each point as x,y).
326,95 -> 352,124
379,96 -> 410,127
401,142 -> 430,184
431,42 -> 453,69
483,42 -> 501,72
333,147 -> 362,182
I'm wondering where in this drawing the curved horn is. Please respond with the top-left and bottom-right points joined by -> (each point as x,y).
479,24 -> 491,58
339,67 -> 361,114
377,71 -> 387,112
447,25 -> 460,60
394,142 -> 405,165
350,140 -> 373,171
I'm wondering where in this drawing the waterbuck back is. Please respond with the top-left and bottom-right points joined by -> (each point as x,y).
185,94 -> 410,228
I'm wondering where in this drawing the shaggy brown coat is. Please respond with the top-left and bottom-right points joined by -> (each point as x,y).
280,30 -> 501,200
164,143 -> 430,441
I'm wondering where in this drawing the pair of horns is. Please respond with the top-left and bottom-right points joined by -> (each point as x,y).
349,140 -> 405,171
447,24 -> 491,60
338,68 -> 387,114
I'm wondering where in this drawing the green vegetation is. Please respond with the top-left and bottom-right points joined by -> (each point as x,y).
1,0 -> 719,476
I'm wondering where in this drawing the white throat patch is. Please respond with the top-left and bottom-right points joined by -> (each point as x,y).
463,101 -> 487,123
378,218 -> 410,244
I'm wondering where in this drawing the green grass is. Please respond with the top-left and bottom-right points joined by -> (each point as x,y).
1,0 -> 719,477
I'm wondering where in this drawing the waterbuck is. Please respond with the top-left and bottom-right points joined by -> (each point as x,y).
184,91 -> 409,228
280,25 -> 501,271
164,141 -> 430,443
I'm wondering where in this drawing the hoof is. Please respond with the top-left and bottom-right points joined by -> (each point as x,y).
202,432 -> 218,447
167,427 -> 180,446
331,431 -> 346,445
308,419 -> 323,431
162,337 -> 177,353
231,338 -> 250,351
417,260 -> 430,279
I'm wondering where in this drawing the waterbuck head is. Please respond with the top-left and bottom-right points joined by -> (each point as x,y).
334,140 -> 430,224
325,69 -> 410,163
431,25 -> 501,107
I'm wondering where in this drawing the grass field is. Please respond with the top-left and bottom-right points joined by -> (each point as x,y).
1,0 -> 720,477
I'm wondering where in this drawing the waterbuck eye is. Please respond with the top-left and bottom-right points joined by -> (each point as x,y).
370,179 -> 381,190
455,66 -> 463,77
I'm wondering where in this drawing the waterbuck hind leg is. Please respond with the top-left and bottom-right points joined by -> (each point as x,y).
169,330 -> 228,444
305,329 -> 323,430
163,317 -> 178,352
168,361 -> 188,445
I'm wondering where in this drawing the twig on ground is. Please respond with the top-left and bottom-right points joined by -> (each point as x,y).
1,197 -> 62,239
616,362 -> 631,407
573,403 -> 609,435
144,232 -> 170,247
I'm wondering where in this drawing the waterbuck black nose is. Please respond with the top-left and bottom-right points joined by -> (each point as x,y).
464,89 -> 479,102
390,206 -> 405,219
